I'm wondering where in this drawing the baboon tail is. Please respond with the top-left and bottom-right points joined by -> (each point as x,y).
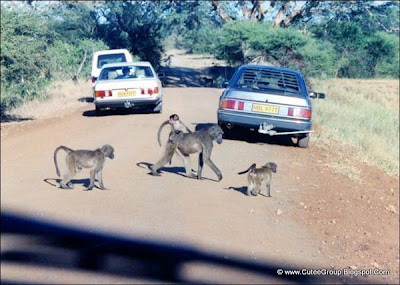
157,120 -> 169,146
182,122 -> 193,133
54,146 -> 74,177
238,163 -> 256,175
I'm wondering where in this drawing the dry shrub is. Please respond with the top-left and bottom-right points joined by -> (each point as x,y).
7,80 -> 92,120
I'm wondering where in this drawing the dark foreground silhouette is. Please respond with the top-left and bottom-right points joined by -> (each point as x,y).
1,211 -> 365,284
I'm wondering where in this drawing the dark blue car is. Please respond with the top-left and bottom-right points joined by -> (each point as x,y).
217,65 -> 325,148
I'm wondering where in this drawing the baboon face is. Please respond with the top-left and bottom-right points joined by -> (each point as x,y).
101,144 -> 115,159
265,162 -> 277,173
169,114 -> 179,124
210,125 -> 224,144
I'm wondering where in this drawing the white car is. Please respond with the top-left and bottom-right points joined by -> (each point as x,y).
91,49 -> 133,86
94,62 -> 162,114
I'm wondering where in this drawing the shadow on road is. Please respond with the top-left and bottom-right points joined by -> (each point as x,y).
1,211 -> 364,284
137,162 -> 221,182
160,64 -> 236,88
82,108 -> 157,117
193,123 -> 217,131
1,113 -> 34,123
137,161 -> 186,177
44,178 -> 94,189
224,128 -> 297,147
226,186 -> 249,196
77,97 -> 94,103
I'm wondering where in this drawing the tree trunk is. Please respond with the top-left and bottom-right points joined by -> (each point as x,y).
72,50 -> 88,83
210,1 -> 233,22
272,1 -> 290,28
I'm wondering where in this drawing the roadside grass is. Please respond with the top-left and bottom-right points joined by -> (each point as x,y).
310,78 -> 399,177
4,80 -> 92,121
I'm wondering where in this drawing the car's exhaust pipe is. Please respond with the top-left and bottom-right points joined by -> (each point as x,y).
226,123 -> 234,129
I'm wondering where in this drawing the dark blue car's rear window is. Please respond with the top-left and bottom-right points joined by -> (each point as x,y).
234,67 -> 300,94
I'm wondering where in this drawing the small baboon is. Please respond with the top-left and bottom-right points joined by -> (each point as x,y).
238,162 -> 277,197
202,76 -> 213,87
150,124 -> 224,181
157,114 -> 192,146
54,144 -> 115,190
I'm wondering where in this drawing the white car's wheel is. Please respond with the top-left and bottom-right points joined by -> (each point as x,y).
95,105 -> 102,115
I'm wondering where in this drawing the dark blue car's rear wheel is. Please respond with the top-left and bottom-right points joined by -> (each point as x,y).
297,134 -> 310,148
218,121 -> 232,139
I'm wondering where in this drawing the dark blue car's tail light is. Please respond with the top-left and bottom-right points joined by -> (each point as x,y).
288,107 -> 311,119
220,99 -> 244,110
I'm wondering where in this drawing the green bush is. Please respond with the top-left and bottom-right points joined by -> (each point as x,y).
310,22 -> 399,78
1,7 -> 54,112
0,5 -> 109,113
213,21 -> 336,78
47,39 -> 109,80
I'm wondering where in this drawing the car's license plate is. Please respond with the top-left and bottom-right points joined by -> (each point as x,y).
252,104 -> 279,114
118,90 -> 136,97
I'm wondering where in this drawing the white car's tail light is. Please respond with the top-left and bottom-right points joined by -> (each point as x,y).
141,87 -> 159,96
95,90 -> 111,98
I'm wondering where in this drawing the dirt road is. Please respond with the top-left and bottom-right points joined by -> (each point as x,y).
1,50 -> 399,283
1,85 -> 398,284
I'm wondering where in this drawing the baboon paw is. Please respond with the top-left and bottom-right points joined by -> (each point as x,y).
85,187 -> 93,191
60,184 -> 72,189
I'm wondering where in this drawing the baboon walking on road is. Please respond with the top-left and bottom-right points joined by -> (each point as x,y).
238,162 -> 277,197
54,144 -> 115,190
157,114 -> 192,165
150,124 -> 224,181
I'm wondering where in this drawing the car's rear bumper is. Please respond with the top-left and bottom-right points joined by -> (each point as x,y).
95,96 -> 162,110
217,109 -> 312,131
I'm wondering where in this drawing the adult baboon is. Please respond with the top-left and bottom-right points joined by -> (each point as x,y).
150,124 -> 224,181
238,162 -> 277,197
54,144 -> 115,190
157,114 -> 192,165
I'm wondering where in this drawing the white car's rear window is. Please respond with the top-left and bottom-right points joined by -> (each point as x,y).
99,66 -> 154,81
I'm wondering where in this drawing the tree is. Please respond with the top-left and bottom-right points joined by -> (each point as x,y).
213,21 -> 336,78
208,0 -> 399,32
162,1 -> 223,53
1,6 -> 56,109
97,1 -> 168,69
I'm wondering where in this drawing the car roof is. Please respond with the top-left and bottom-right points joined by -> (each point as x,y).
101,62 -> 153,68
94,49 -> 130,56
239,64 -> 303,77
